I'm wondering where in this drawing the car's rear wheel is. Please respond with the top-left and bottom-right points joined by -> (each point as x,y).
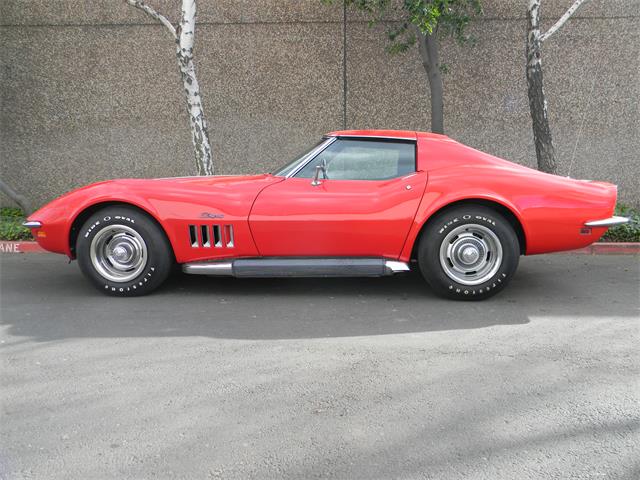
418,205 -> 520,300
76,207 -> 172,296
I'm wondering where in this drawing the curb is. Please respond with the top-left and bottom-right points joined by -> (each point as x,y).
564,242 -> 640,255
2,241 -> 639,256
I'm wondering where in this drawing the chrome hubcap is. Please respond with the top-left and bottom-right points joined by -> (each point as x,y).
461,246 -> 480,264
439,224 -> 503,286
90,224 -> 148,283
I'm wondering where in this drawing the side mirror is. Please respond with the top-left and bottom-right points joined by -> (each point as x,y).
311,159 -> 328,186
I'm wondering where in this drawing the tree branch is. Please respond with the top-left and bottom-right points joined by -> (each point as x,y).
540,0 -> 588,42
0,179 -> 33,215
126,0 -> 177,39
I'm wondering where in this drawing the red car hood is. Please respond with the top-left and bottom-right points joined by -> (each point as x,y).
144,173 -> 278,188
105,174 -> 285,199
29,174 -> 282,225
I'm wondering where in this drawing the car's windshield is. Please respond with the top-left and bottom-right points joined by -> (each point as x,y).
272,139 -> 326,177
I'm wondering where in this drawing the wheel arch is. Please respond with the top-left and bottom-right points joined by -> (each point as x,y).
409,198 -> 527,260
68,201 -> 173,259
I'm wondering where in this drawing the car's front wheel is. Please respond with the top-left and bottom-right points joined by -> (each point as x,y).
418,205 -> 520,300
76,207 -> 173,296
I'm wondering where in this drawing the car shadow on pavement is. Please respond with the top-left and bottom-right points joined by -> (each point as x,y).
1,254 -> 638,341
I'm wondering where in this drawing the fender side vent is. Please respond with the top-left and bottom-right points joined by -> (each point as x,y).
224,225 -> 234,248
200,225 -> 211,247
189,224 -> 233,248
212,225 -> 222,247
189,225 -> 198,247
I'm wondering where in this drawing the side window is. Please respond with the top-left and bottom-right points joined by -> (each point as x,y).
294,139 -> 416,181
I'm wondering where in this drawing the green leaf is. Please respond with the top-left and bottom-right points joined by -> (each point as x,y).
326,0 -> 483,65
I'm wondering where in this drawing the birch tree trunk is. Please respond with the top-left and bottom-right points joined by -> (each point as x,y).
176,1 -> 212,175
127,0 -> 213,175
416,29 -> 445,134
526,0 -> 556,174
526,0 -> 589,175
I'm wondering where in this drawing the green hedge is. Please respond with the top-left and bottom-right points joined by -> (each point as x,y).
0,207 -> 32,241
601,204 -> 640,242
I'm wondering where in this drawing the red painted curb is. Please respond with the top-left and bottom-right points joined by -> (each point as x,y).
0,241 -> 47,254
562,242 -> 640,255
2,241 -> 639,255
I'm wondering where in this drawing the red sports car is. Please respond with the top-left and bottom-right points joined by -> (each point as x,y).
24,130 -> 628,300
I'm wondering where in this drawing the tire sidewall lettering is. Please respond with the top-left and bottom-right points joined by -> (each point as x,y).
84,220 -> 100,238
83,215 -> 136,238
437,215 -> 496,235
102,266 -> 156,292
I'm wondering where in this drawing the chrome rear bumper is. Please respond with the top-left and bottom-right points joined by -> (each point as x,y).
584,216 -> 629,227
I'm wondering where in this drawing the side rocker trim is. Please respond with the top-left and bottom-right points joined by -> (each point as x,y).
182,258 -> 411,277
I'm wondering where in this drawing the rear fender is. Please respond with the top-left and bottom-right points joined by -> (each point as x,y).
399,188 -> 526,262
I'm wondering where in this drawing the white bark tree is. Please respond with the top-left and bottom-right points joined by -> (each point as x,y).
526,0 -> 588,174
127,0 -> 213,175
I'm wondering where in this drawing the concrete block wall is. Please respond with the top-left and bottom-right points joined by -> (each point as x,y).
1,0 -> 638,210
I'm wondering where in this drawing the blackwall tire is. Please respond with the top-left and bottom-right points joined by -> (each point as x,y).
76,207 -> 172,296
418,206 -> 520,300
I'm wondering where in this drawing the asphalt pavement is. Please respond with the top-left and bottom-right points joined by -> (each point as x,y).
1,253 -> 639,479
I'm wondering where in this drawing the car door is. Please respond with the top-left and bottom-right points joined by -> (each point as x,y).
249,137 -> 427,258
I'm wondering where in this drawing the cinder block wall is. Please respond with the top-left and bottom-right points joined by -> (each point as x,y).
1,0 -> 638,210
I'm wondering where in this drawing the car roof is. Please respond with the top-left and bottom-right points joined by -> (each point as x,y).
327,129 -> 417,140
326,129 -> 451,141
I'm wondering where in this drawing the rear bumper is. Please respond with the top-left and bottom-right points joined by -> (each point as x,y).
584,216 -> 629,227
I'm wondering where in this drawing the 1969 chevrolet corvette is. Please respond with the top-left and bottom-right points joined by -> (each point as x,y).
24,130 -> 628,300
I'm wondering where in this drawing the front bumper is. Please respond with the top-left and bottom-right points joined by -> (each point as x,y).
22,221 -> 42,229
584,216 -> 629,227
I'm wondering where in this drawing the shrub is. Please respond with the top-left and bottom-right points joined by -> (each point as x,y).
601,204 -> 640,242
0,207 -> 32,241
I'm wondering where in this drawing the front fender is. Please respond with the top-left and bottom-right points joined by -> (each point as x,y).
28,177 -> 272,262
27,182 -> 167,258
